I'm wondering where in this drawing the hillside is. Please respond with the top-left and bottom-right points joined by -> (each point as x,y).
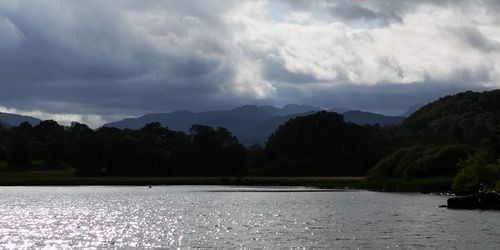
369,90 -> 500,187
343,110 -> 404,126
400,90 -> 500,145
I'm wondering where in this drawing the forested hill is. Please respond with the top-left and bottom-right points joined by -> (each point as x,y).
398,90 -> 500,145
369,90 -> 500,192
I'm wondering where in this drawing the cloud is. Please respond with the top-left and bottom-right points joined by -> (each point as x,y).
276,0 -> 415,26
0,0 -> 498,127
448,26 -> 500,52
277,81 -> 493,115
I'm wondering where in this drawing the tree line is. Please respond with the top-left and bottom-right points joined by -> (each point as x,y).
0,90 -> 499,192
0,112 -> 387,177
0,121 -> 246,176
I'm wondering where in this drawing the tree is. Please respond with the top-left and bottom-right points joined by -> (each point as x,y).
264,111 -> 385,176
0,123 -> 8,161
67,122 -> 98,175
188,125 -> 246,176
33,120 -> 66,168
452,133 -> 500,193
136,122 -> 189,176
368,145 -> 472,179
452,151 -> 500,193
7,122 -> 34,167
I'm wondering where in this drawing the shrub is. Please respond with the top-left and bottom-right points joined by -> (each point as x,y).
452,151 -> 500,192
368,145 -> 471,179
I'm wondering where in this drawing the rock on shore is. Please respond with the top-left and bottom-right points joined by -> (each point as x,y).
447,192 -> 500,210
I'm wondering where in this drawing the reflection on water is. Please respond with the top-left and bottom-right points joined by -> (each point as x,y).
0,186 -> 499,249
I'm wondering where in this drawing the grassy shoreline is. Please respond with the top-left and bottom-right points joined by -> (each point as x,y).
0,174 -> 454,192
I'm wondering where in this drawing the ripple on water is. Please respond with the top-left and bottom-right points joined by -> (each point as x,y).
0,186 -> 499,249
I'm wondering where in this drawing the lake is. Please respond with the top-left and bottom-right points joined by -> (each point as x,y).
0,186 -> 498,249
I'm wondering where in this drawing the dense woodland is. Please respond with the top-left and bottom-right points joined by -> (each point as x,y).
1,90 -> 500,192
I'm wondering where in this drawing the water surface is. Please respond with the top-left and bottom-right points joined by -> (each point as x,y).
0,186 -> 498,249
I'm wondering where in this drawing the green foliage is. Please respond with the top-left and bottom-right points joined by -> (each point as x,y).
451,132 -> 500,192
368,145 -> 471,179
369,90 -> 500,189
400,90 -> 500,145
452,150 -> 500,193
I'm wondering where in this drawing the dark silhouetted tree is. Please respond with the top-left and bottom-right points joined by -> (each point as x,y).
264,111 -> 385,176
188,125 -> 246,176
7,122 -> 34,167
0,123 -> 8,161
32,120 -> 66,168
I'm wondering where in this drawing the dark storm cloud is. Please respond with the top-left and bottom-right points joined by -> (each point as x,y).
278,82 -> 490,115
0,0 -> 498,126
0,1 -> 143,82
0,0 -> 240,118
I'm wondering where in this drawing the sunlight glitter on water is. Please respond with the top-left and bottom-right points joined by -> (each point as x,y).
0,186 -> 499,249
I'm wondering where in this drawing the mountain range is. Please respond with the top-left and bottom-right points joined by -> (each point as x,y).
0,112 -> 41,127
105,105 -> 405,145
0,105 -> 412,145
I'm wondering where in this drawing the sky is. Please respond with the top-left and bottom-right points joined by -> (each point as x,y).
0,0 -> 499,127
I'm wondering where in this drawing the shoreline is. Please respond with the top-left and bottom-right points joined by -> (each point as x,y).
0,176 -> 364,187
0,176 -> 454,192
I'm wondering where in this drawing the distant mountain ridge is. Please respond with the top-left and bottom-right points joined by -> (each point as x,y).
105,105 -> 323,145
0,112 -> 41,126
105,105 -> 405,145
